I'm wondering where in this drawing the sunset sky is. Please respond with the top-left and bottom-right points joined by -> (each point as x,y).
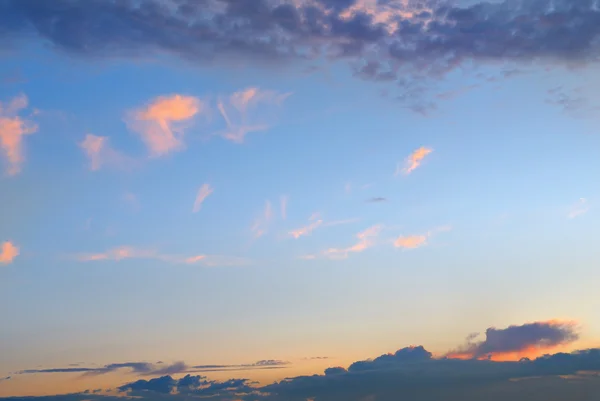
1,0 -> 600,400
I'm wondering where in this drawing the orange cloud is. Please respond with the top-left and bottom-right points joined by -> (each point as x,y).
0,241 -> 19,264
394,225 -> 451,250
79,134 -> 132,171
252,200 -> 273,238
193,183 -> 214,213
0,94 -> 38,175
394,235 -> 427,249
127,94 -> 203,156
217,87 -> 290,143
339,0 -> 428,34
323,225 -> 382,259
77,246 -> 157,262
396,147 -> 433,176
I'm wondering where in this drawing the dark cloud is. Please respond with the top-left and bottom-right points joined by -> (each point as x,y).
16,359 -> 288,378
3,346 -> 600,401
447,321 -> 580,360
366,197 -> 387,203
1,0 -> 599,76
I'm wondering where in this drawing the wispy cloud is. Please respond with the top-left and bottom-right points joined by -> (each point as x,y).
216,87 -> 290,143
395,147 -> 433,176
252,200 -> 273,238
193,183 -> 214,213
127,94 -> 203,156
0,94 -> 38,175
567,198 -> 589,219
76,246 -> 248,267
393,226 -> 451,250
79,134 -> 133,171
0,241 -> 19,264
322,225 -> 382,260
280,195 -> 288,220
122,192 -> 140,211
289,218 -> 323,239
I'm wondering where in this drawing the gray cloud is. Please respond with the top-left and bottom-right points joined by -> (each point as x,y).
2,0 -> 599,81
366,197 -> 387,203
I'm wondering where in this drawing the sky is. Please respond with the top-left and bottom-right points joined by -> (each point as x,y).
1,0 -> 600,400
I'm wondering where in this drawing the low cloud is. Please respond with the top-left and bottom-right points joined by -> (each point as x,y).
216,87 -> 290,143
395,147 -> 433,176
126,94 -> 203,156
193,183 -> 214,213
446,320 -> 580,361
0,240 -> 19,264
0,94 -> 37,175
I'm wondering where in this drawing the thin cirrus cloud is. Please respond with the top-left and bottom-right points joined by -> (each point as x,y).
280,195 -> 288,220
0,94 -> 38,176
216,87 -> 291,144
289,214 -> 358,240
394,226 -> 451,250
79,133 -> 134,171
75,246 -> 248,267
192,183 -> 214,213
252,200 -> 273,238
322,225 -> 383,260
395,147 -> 433,176
0,241 -> 19,264
126,94 -> 204,156
567,198 -> 589,219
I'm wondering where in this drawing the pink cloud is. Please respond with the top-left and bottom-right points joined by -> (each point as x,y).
396,147 -> 433,176
0,241 -> 19,264
252,200 -> 273,238
76,247 -> 247,267
127,94 -> 203,156
0,94 -> 38,175
193,184 -> 214,213
217,87 -> 290,143
79,134 -> 132,171
394,235 -> 428,249
289,219 -> 323,239
280,195 -> 288,220
323,225 -> 382,259
394,226 -> 451,250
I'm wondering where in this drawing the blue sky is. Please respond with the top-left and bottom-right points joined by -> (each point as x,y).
1,0 -> 600,399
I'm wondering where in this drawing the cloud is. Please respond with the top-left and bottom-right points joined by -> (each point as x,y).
75,246 -> 247,267
126,94 -> 203,156
395,146 -> 433,176
394,234 -> 427,249
193,183 -> 214,213
0,94 -> 37,175
252,200 -> 273,238
568,198 -> 589,219
216,87 -> 290,143
323,224 -> 382,259
6,0 -> 597,113
366,197 -> 387,203
394,225 -> 451,250
0,240 -> 19,264
445,320 -> 580,361
289,218 -> 323,239
280,195 -> 288,220
79,134 -> 133,171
